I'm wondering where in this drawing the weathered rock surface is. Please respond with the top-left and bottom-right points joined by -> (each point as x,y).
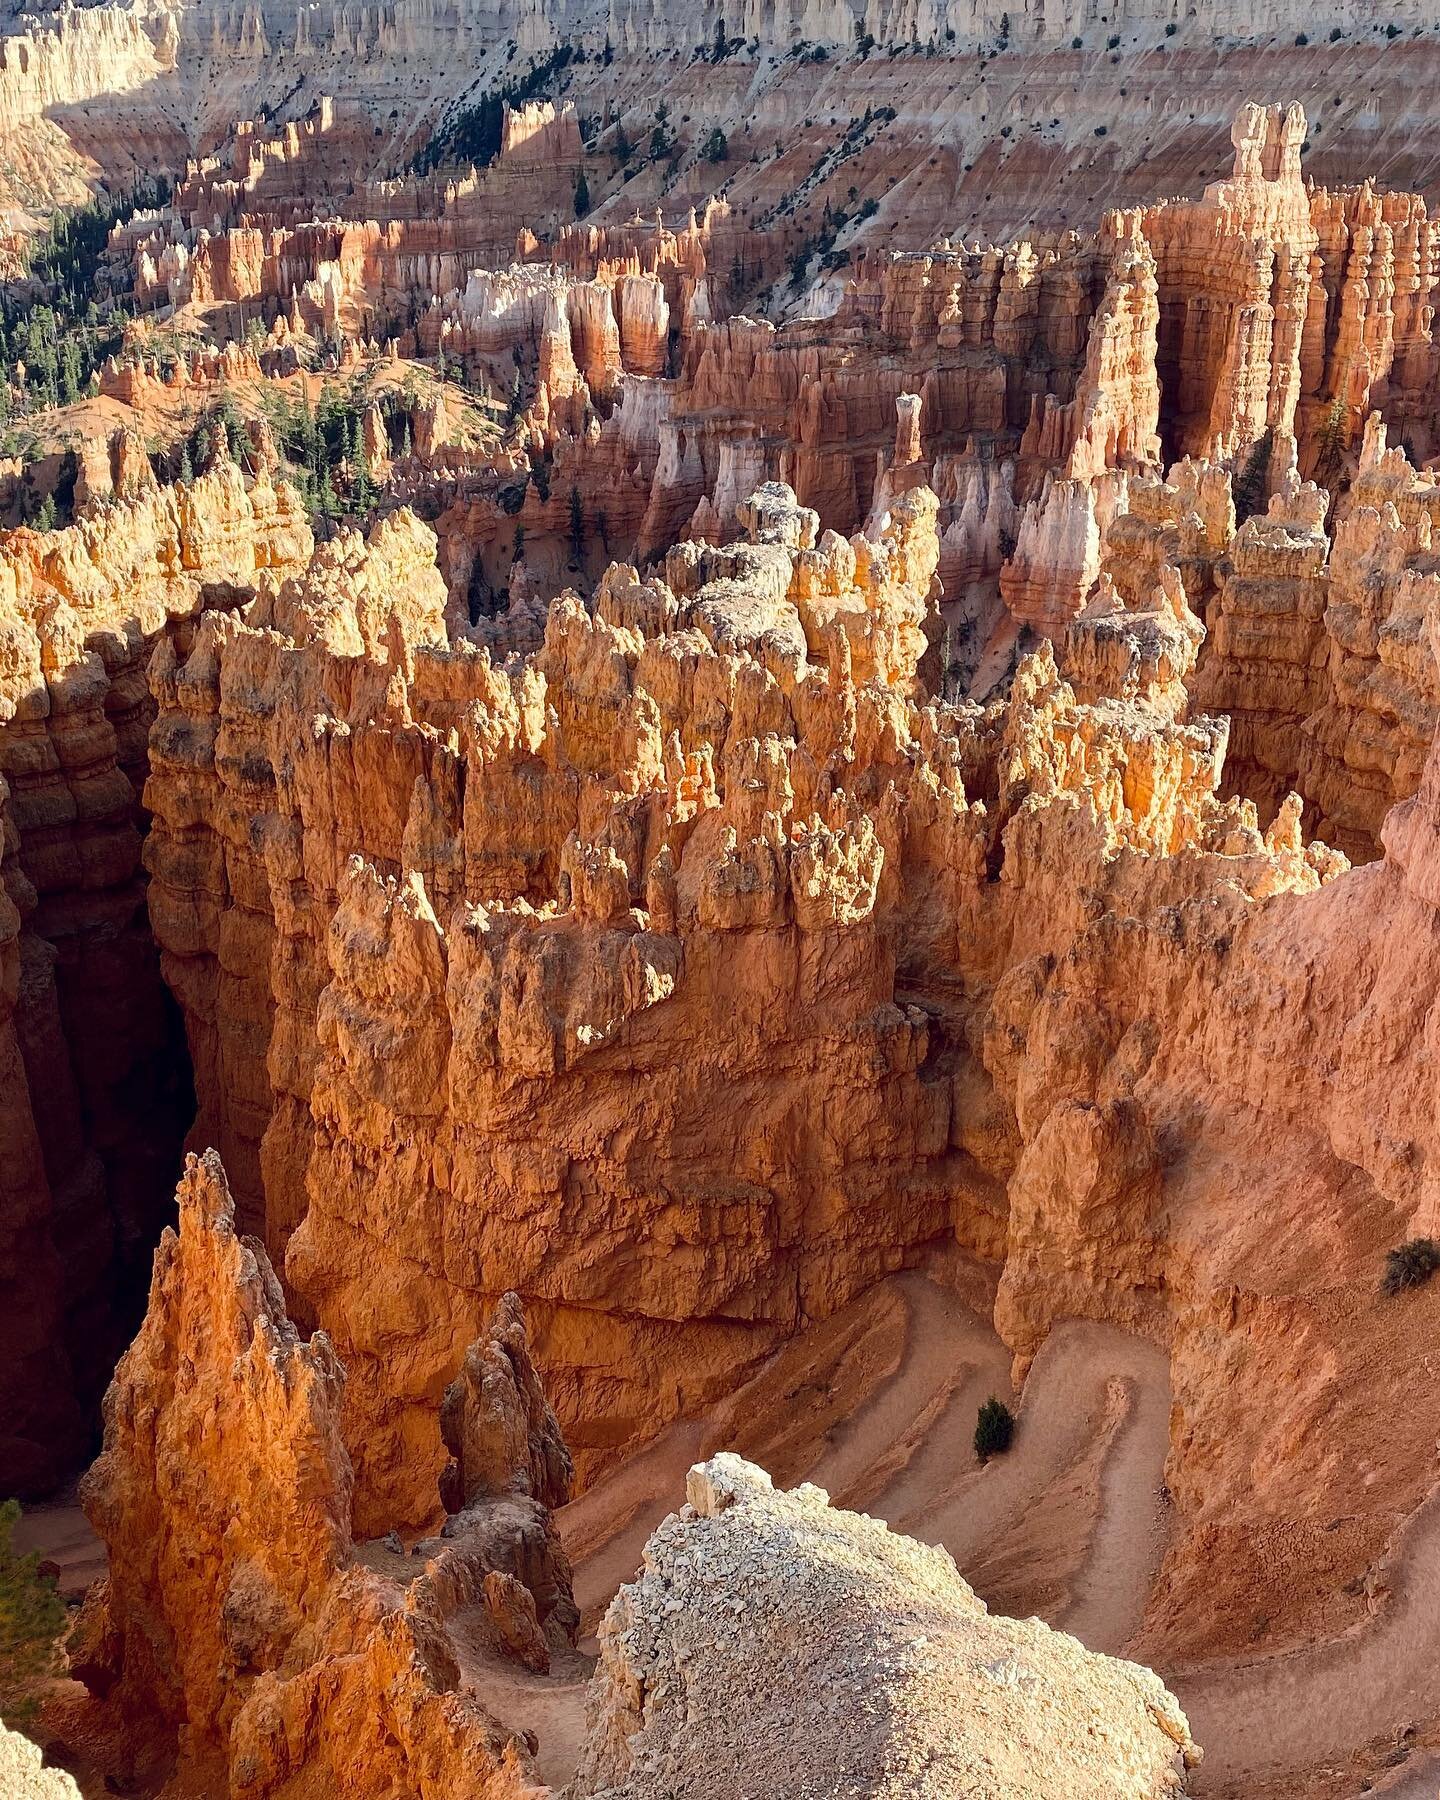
0,450 -> 313,1493
0,1721 -> 81,1800
73,1148 -> 565,1797
569,1452 -> 1198,1799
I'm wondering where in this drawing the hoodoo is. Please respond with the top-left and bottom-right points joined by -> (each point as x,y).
3,2 -> 1440,1793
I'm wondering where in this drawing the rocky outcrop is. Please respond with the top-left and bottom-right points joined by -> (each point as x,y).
73,1148 -> 563,1797
570,1452 -> 1199,1798
433,1293 -> 579,1673
0,450 -> 313,1494
143,471 -> 1349,1615
0,1722 -> 80,1800
1192,418 -> 1440,856
440,1291 -> 574,1515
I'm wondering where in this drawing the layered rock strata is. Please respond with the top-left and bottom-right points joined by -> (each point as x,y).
140,463 -> 1374,1691
0,446 -> 313,1492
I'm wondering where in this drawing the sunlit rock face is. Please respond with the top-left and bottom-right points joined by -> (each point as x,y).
9,31 -> 1440,1798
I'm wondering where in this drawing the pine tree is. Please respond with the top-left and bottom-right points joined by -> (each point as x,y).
1233,427 -> 1275,523
34,493 -> 55,531
574,169 -> 591,216
569,484 -> 585,562
179,443 -> 194,484
0,1499 -> 66,1723
1314,396 -> 1348,483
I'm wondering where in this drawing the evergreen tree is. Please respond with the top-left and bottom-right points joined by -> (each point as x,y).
0,1499 -> 66,1723
179,443 -> 194,484
34,494 -> 55,531
569,484 -> 585,562
1314,396 -> 1348,484
574,168 -> 591,216
1232,427 -> 1275,523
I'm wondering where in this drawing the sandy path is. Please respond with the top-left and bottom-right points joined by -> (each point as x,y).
12,1496 -> 105,1600
1049,1337 -> 1172,1656
446,1606 -> 594,1789
881,1319 -> 1172,1655
808,1273 -> 1009,1512
1179,1488 -> 1440,1792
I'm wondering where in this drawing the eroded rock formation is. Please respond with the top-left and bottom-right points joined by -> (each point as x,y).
571,1453 -> 1198,1799
72,1149 -> 571,1796
0,448 -> 313,1491
8,33 -> 1440,1794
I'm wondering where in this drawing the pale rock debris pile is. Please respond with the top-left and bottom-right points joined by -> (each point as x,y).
569,1453 -> 1199,1799
0,1721 -> 81,1800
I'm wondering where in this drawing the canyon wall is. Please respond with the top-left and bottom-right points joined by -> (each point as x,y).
138,463 -> 1400,1690
0,443 -> 312,1491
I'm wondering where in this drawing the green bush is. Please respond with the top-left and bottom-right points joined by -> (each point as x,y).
1,1499 -> 66,1724
1382,1238 -> 1440,1297
974,1397 -> 1015,1461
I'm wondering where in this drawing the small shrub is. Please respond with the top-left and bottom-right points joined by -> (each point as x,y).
1107,32 -> 1120,46
1382,1238 -> 1440,1297
1387,21 -> 1402,36
1071,35 -> 1083,47
974,1397 -> 1015,1461
1164,20 -> 1177,33
1329,25 -> 1342,37
1094,124 -> 1108,136
1295,32 -> 1307,44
